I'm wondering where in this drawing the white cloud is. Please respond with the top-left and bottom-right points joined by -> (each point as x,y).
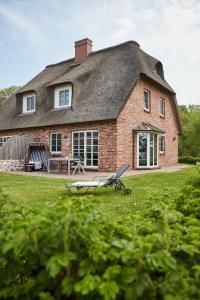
0,0 -> 199,104
0,3 -> 47,45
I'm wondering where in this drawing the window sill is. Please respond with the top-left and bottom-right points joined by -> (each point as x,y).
52,106 -> 72,111
144,108 -> 150,113
160,114 -> 165,119
159,151 -> 165,156
51,152 -> 62,155
18,111 -> 36,116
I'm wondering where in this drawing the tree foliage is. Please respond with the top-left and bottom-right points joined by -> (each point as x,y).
179,105 -> 200,156
1,166 -> 200,299
0,85 -> 21,97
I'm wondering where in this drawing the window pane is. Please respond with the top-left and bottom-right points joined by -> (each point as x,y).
51,133 -> 62,152
93,160 -> 98,166
150,134 -> 154,166
93,132 -> 98,138
139,133 -> 147,166
59,89 -> 69,106
144,90 -> 150,110
154,135 -> 157,165
86,159 -> 91,166
87,132 -> 92,138
27,96 -> 35,111
93,153 -> 98,160
160,99 -> 165,116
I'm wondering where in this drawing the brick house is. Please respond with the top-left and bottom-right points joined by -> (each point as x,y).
0,38 -> 182,171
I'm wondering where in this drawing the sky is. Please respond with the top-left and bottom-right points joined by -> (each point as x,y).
0,0 -> 200,105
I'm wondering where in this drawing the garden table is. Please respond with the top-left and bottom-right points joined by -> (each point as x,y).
47,157 -> 82,175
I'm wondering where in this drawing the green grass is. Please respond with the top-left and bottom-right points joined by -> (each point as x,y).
0,167 -> 196,217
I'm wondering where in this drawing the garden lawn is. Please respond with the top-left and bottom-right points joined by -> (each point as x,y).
0,166 -> 196,217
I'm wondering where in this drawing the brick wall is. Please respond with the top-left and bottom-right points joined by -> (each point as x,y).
0,77 -> 180,172
116,76 -> 179,169
0,120 -> 117,172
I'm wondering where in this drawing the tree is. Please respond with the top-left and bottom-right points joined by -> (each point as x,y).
179,105 -> 200,156
0,85 -> 21,97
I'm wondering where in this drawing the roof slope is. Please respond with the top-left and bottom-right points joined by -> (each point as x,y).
0,41 -> 180,131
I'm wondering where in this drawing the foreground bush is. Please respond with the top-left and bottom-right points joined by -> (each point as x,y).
0,171 -> 200,300
178,155 -> 200,164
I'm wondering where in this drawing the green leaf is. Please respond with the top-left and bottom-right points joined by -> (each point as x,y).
99,281 -> 119,300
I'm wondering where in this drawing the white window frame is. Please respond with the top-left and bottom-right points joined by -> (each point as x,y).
159,136 -> 165,154
54,84 -> 72,109
50,132 -> 62,153
23,93 -> 36,113
137,132 -> 158,168
144,89 -> 151,112
72,130 -> 99,169
0,136 -> 10,148
160,98 -> 165,117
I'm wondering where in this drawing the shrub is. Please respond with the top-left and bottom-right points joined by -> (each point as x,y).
0,170 -> 200,299
178,156 -> 200,164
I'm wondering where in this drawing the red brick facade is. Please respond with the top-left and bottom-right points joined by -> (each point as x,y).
0,121 -> 117,172
117,76 -> 179,169
0,77 -> 179,172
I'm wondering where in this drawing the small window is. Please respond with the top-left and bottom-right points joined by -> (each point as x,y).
144,90 -> 150,112
0,136 -> 10,148
54,85 -> 72,109
160,98 -> 165,117
159,136 -> 165,153
23,94 -> 36,113
50,133 -> 62,153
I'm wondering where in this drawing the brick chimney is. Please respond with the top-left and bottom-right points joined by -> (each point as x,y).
74,38 -> 93,63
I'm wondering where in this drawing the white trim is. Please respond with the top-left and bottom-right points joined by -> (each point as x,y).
72,130 -> 99,169
137,132 -> 158,168
160,98 -> 165,117
159,136 -> 165,154
50,132 -> 62,153
23,93 -> 36,113
54,84 -> 72,109
144,89 -> 150,112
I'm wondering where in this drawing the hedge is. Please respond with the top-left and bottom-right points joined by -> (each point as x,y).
178,155 -> 200,164
0,167 -> 200,299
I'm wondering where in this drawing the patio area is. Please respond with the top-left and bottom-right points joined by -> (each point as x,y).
9,165 -> 190,181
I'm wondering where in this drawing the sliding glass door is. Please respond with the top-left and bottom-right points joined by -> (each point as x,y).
72,131 -> 99,168
137,132 -> 158,168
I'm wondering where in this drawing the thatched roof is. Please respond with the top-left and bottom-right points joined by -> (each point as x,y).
0,97 -> 7,107
0,41 -> 181,132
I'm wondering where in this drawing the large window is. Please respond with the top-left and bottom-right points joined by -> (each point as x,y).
54,85 -> 72,109
137,132 -> 158,168
23,94 -> 36,113
50,133 -> 62,153
144,90 -> 151,112
159,136 -> 165,153
160,98 -> 165,117
0,136 -> 10,148
72,131 -> 99,168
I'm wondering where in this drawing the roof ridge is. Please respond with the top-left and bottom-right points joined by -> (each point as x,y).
45,40 -> 140,69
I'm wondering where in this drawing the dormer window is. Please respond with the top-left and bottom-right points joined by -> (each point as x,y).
23,94 -> 36,113
54,84 -> 72,109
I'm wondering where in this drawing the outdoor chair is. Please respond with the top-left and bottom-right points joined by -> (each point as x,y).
66,163 -> 131,195
70,156 -> 86,175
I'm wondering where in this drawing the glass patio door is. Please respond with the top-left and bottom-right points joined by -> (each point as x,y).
72,131 -> 99,168
137,132 -> 158,168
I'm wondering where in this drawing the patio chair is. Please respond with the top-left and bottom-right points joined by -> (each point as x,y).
66,163 -> 131,195
70,156 -> 86,175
